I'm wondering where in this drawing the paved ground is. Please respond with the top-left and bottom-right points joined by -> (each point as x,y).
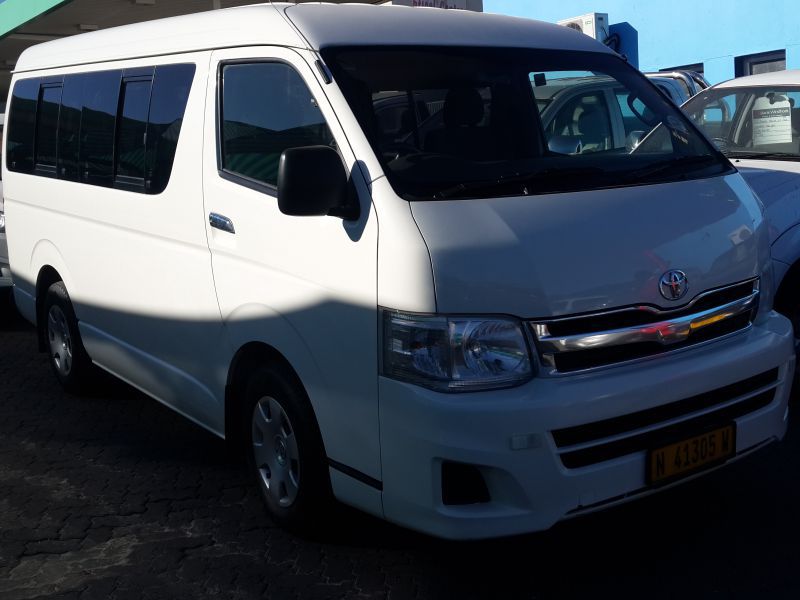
1,297 -> 799,600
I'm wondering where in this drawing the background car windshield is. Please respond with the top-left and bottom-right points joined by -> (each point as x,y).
323,46 -> 729,200
684,86 -> 800,160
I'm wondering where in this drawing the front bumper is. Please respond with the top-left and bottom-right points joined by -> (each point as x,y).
378,311 -> 794,539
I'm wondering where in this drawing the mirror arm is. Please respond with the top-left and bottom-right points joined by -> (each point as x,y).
328,182 -> 361,221
328,204 -> 360,220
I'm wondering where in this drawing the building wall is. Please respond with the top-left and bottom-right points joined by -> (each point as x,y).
485,0 -> 800,83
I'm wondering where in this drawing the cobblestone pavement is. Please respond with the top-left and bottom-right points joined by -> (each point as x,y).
1,298 -> 799,600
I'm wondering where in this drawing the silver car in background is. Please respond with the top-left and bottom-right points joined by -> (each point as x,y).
646,70 -> 709,105
683,70 -> 800,349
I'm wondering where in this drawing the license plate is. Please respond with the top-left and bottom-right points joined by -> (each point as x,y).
647,424 -> 736,485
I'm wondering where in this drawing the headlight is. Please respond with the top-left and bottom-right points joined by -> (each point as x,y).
0,211 -> 5,233
382,310 -> 533,392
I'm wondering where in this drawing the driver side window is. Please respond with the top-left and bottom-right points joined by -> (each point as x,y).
220,62 -> 334,188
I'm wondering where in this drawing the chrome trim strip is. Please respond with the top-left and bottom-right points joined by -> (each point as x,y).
540,278 -> 758,328
539,324 -> 753,376
535,290 -> 757,356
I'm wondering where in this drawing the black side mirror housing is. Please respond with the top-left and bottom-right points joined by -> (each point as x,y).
277,145 -> 358,220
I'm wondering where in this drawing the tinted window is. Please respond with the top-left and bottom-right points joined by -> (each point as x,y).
7,77 -> 40,173
116,79 -> 152,187
146,64 -> 195,194
57,74 -> 86,182
80,70 -> 121,186
326,47 -> 727,201
221,62 -> 334,187
8,64 -> 193,194
35,84 -> 63,172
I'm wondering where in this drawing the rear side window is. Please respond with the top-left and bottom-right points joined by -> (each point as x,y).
116,76 -> 153,188
35,84 -> 63,173
58,75 -> 85,181
220,62 -> 334,188
80,70 -> 122,187
6,63 -> 195,195
146,64 -> 195,194
6,77 -> 39,172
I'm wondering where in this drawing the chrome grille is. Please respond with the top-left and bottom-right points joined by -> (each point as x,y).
530,278 -> 758,375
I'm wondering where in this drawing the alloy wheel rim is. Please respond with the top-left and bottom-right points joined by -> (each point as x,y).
251,395 -> 300,508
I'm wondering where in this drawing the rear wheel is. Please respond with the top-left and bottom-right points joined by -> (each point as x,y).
44,281 -> 93,392
243,364 -> 332,533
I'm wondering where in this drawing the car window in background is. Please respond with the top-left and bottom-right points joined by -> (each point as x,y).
615,90 -> 652,137
325,47 -> 729,201
684,86 -> 800,160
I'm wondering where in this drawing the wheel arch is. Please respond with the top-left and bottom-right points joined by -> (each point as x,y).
224,341 -> 324,454
773,258 -> 800,325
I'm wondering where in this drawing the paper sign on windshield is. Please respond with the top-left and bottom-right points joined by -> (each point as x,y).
752,96 -> 792,145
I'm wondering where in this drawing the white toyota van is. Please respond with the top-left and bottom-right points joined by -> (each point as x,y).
3,3 -> 794,539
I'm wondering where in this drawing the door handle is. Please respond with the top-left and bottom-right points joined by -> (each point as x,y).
209,212 -> 235,234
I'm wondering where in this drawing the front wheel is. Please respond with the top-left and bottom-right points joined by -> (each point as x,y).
243,365 -> 332,533
43,281 -> 93,392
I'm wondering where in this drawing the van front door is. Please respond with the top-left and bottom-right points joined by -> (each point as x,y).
202,47 -> 381,506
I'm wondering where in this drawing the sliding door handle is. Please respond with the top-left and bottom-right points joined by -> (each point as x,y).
209,212 -> 235,234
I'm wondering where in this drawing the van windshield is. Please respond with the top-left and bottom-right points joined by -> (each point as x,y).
322,46 -> 731,201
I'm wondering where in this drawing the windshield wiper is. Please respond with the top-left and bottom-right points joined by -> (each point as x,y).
435,172 -> 536,200
624,155 -> 720,182
726,151 -> 800,161
434,167 -> 604,200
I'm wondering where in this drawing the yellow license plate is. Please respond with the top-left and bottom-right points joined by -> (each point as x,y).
647,424 -> 736,485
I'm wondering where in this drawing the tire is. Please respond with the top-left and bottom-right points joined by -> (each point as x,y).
43,281 -> 94,392
789,307 -> 800,402
242,364 -> 332,534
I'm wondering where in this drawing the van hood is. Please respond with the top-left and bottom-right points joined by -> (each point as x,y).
410,174 -> 767,318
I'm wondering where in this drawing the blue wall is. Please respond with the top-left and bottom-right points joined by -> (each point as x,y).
485,0 -> 800,84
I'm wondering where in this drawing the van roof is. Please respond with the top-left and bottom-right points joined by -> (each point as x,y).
14,2 -> 615,73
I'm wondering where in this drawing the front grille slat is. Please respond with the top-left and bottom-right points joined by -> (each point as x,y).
552,368 -> 779,448
531,278 -> 758,374
558,389 -> 775,469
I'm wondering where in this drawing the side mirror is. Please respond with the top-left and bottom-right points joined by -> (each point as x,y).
277,145 -> 358,220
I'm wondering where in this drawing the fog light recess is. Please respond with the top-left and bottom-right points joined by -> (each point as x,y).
441,461 -> 491,506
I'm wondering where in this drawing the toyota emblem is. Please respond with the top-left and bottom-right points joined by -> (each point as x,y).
659,270 -> 688,301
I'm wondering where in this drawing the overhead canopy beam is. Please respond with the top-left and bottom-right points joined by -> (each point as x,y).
0,0 -> 72,40
7,33 -> 64,42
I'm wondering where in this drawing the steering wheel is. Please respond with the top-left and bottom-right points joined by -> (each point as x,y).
710,137 -> 730,152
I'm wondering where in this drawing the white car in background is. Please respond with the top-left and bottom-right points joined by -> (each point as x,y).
683,70 -> 800,345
